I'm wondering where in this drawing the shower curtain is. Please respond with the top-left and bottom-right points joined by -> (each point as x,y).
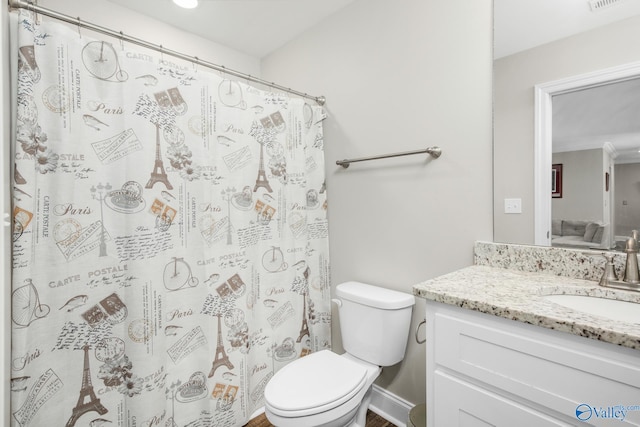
10,9 -> 330,427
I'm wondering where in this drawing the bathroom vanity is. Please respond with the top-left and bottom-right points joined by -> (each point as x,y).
414,242 -> 640,427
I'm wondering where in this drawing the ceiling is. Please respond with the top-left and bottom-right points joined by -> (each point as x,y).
107,0 -> 640,162
106,0 -> 358,58
494,0 -> 640,59
105,0 -> 640,60
553,77 -> 640,164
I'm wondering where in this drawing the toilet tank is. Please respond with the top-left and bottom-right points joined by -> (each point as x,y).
335,281 -> 415,366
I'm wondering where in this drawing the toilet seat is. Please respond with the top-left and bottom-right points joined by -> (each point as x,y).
265,350 -> 368,417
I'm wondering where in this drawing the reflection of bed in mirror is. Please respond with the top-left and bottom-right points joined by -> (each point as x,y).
551,219 -> 608,249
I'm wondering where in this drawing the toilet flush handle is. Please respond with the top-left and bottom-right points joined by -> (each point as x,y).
415,319 -> 426,344
331,298 -> 342,307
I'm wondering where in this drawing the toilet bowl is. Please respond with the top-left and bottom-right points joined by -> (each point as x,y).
265,350 -> 380,427
264,281 -> 415,427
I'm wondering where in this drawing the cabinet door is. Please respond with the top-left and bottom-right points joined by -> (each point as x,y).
434,371 -> 573,427
426,301 -> 640,426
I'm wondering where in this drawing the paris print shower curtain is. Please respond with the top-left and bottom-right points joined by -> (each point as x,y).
10,10 -> 331,427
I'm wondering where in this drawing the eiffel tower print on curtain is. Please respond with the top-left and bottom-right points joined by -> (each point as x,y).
209,314 -> 234,378
66,346 -> 108,427
146,123 -> 173,190
254,142 -> 272,193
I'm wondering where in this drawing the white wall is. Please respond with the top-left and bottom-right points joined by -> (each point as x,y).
494,15 -> 640,245
37,0 -> 260,76
1,3 -> 11,425
262,0 -> 494,406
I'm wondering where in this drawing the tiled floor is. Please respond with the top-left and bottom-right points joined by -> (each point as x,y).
244,410 -> 398,427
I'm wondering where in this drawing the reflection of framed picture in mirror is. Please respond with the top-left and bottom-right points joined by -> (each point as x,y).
552,164 -> 563,198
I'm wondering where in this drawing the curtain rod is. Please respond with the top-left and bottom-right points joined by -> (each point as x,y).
7,0 -> 326,105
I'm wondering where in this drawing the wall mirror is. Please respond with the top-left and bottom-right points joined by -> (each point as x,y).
494,0 -> 640,251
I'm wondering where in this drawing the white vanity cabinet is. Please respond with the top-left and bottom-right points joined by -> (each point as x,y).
425,300 -> 640,427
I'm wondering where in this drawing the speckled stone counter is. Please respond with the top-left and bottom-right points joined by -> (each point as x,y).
413,242 -> 640,351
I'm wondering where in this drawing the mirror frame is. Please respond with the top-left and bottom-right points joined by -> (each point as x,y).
533,60 -> 640,246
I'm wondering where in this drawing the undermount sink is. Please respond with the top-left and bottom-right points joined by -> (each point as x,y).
544,294 -> 640,324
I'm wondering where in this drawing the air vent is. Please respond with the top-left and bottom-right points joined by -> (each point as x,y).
589,0 -> 626,11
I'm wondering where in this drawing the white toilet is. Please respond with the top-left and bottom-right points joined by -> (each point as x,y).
264,281 -> 415,427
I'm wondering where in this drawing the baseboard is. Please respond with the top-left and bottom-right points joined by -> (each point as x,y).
249,406 -> 265,420
368,384 -> 414,427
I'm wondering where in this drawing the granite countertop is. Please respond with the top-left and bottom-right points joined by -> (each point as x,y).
413,265 -> 640,351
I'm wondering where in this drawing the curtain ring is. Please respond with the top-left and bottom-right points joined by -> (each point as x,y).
30,1 -> 40,23
159,44 -> 164,61
119,31 -> 124,50
77,17 -> 82,39
219,65 -> 226,77
193,56 -> 199,72
28,1 -> 35,21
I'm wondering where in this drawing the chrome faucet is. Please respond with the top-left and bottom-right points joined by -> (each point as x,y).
599,231 -> 640,293
599,253 -> 618,287
623,231 -> 640,284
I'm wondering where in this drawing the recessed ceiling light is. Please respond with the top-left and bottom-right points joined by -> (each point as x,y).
173,0 -> 198,9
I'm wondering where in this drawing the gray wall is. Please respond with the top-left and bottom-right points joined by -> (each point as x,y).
494,15 -> 640,245
552,149 -> 603,222
615,163 -> 640,237
262,0 -> 493,405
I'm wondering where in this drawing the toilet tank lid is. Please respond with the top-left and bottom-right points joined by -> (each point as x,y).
336,281 -> 415,309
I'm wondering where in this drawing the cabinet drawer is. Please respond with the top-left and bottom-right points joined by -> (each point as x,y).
428,302 -> 640,425
433,370 -> 572,427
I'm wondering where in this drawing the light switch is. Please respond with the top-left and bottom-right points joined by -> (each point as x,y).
504,198 -> 522,214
